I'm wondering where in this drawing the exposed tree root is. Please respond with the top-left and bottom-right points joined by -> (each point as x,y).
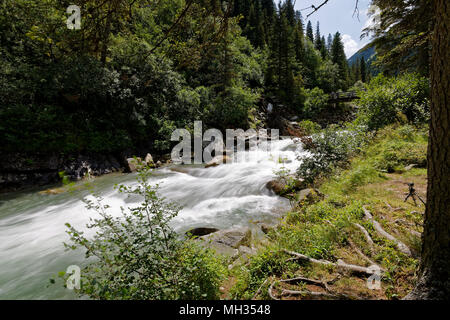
394,219 -> 422,238
268,281 -> 279,300
270,275 -> 357,300
385,201 -> 404,212
362,206 -> 413,257
348,239 -> 383,270
252,279 -> 268,300
282,249 -> 381,276
280,289 -> 357,300
353,223 -> 375,254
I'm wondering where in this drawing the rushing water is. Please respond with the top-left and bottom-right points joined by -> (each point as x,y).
0,138 -> 306,299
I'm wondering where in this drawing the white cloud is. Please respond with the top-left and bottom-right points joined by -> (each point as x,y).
342,34 -> 359,58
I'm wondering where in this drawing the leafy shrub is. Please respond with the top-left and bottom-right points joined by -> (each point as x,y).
302,87 -> 329,118
356,73 -> 430,130
297,120 -> 322,135
316,60 -> 341,93
63,167 -> 225,300
297,123 -> 368,184
207,86 -> 259,130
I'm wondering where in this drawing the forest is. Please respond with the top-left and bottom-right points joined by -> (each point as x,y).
0,0 -> 448,303
1,0 -> 375,157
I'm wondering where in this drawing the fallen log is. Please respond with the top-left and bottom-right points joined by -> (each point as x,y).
362,206 -> 413,257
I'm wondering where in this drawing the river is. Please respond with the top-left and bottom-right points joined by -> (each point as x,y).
0,138 -> 306,299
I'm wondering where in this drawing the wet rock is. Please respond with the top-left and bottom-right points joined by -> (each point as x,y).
266,180 -> 285,195
205,155 -> 231,168
185,227 -> 220,238
144,153 -> 156,168
296,188 -> 324,205
266,176 -> 306,196
201,227 -> 252,249
126,157 -> 143,172
169,167 -> 190,174
39,187 -> 66,195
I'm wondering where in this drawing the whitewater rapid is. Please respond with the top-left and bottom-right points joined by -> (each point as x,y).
0,138 -> 307,299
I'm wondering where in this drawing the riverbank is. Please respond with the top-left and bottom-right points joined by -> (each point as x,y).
224,124 -> 428,300
0,151 -> 173,193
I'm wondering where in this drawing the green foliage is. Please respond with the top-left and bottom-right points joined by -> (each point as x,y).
364,0 -> 431,76
297,120 -> 321,135
330,32 -> 350,90
316,60 -> 341,93
208,86 -> 259,130
320,125 -> 428,195
356,73 -> 430,130
230,247 -> 290,299
297,123 -> 368,184
63,167 -> 225,300
302,87 -> 329,118
367,125 -> 428,173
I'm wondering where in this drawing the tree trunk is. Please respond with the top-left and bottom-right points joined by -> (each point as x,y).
406,0 -> 450,300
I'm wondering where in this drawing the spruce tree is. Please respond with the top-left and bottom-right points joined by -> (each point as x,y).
314,21 -> 322,50
306,20 -> 314,42
331,32 -> 350,89
293,16 -> 305,66
320,35 -> 328,59
327,33 -> 333,52
360,56 -> 367,82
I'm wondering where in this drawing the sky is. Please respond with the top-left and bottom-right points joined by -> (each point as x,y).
293,0 -> 373,58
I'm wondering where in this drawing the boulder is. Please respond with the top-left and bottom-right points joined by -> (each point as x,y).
144,153 -> 156,168
238,246 -> 257,256
205,155 -> 231,168
126,157 -> 143,172
201,227 -> 252,249
296,188 -> 324,205
228,246 -> 258,269
266,176 -> 306,196
266,179 -> 285,195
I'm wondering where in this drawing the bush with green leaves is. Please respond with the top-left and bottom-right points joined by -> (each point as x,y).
316,60 -> 341,93
302,87 -> 329,118
297,120 -> 322,135
63,167 -> 225,300
356,73 -> 430,130
297,123 -> 368,184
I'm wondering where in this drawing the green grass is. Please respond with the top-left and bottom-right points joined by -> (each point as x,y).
229,124 -> 428,300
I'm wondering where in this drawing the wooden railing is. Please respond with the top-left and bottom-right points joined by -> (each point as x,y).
328,91 -> 360,103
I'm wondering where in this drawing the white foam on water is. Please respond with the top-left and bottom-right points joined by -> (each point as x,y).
0,138 -> 307,299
